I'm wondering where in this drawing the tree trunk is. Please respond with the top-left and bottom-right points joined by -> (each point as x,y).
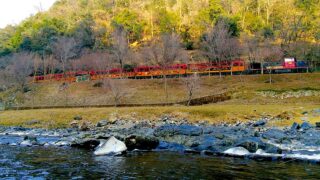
269,72 -> 272,84
230,62 -> 233,76
260,62 -> 264,75
187,91 -> 192,106
164,75 -> 168,103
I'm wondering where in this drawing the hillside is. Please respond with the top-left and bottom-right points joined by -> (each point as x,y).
0,73 -> 320,128
1,73 -> 320,107
0,0 -> 319,59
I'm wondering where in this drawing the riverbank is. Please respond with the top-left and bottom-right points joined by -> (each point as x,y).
1,108 -> 320,163
0,104 -> 319,128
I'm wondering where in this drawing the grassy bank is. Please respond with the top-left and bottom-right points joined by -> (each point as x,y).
0,104 -> 318,128
0,73 -> 319,128
1,73 -> 320,107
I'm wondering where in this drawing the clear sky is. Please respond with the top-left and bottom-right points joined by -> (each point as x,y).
0,0 -> 57,28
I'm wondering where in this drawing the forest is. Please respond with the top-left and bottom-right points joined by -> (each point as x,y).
0,0 -> 319,89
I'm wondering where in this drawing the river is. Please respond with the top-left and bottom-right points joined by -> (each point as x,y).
1,145 -> 320,179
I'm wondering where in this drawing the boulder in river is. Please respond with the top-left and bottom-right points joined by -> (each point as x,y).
300,122 -> 313,130
262,129 -> 286,140
71,138 -> 100,149
125,135 -> 159,151
94,136 -> 127,156
224,147 -> 250,156
290,122 -> 300,131
20,136 -> 38,146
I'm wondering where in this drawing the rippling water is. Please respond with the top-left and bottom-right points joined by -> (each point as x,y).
0,145 -> 320,179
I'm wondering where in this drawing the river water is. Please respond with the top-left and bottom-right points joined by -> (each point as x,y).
1,145 -> 320,179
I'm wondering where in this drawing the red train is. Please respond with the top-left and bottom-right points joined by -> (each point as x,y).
33,58 -> 309,83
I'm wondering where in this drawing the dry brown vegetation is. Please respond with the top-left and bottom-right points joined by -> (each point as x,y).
0,73 -> 320,128
1,73 -> 320,107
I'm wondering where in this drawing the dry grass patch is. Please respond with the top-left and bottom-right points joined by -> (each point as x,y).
0,104 -> 317,128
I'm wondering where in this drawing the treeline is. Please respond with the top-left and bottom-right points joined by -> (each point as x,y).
0,0 -> 319,75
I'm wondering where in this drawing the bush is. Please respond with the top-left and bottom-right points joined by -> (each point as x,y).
93,82 -> 103,87
23,86 -> 32,93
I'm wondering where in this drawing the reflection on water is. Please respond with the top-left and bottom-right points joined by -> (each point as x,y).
0,145 -> 320,179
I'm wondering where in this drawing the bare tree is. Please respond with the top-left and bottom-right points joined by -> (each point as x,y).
142,33 -> 187,102
43,55 -> 59,77
32,54 -> 42,81
111,26 -> 130,71
183,73 -> 200,106
5,52 -> 34,90
261,43 -> 283,84
201,20 -> 240,77
51,36 -> 78,74
103,78 -> 128,106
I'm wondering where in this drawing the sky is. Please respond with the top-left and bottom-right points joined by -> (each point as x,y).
0,0 -> 57,28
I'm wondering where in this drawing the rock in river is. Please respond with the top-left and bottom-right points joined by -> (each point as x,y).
290,122 -> 300,131
125,135 -> 159,151
71,138 -> 100,149
224,147 -> 250,156
94,136 -> 127,156
300,122 -> 313,130
20,136 -> 38,146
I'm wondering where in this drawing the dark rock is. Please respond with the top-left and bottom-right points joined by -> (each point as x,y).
253,120 -> 266,127
290,122 -> 300,131
156,141 -> 186,152
23,136 -> 37,142
262,129 -> 286,140
235,137 -> 264,153
157,134 -> 198,147
264,144 -> 282,154
235,137 -> 282,153
154,125 -> 203,137
217,138 -> 236,148
274,136 -> 292,144
192,136 -> 218,152
96,120 -> 109,127
299,129 -> 320,146
125,135 -> 159,151
175,125 -> 203,136
300,122 -> 313,130
21,136 -> 38,146
73,115 -> 83,121
71,138 -> 100,149
315,122 -> 320,128
214,133 -> 225,140
12,127 -> 28,131
254,131 -> 260,137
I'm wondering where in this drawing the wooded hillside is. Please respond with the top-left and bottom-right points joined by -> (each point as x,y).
0,0 -> 319,69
